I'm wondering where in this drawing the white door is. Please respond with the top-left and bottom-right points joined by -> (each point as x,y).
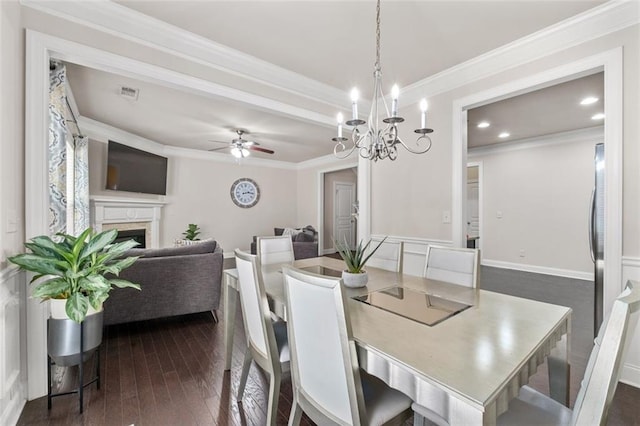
467,181 -> 479,238
334,182 -> 356,250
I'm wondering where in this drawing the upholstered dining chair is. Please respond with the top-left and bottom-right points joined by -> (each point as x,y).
423,245 -> 480,288
257,235 -> 295,265
413,280 -> 640,426
234,249 -> 290,426
366,238 -> 404,274
282,266 -> 413,426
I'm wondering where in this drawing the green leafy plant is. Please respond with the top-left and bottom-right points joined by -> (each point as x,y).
9,228 -> 141,323
334,236 -> 387,274
182,224 -> 201,241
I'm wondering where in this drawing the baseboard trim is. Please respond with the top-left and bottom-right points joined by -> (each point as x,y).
481,259 -> 593,281
0,395 -> 25,426
620,364 -> 640,389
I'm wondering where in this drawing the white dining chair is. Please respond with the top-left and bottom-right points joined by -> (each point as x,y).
282,266 -> 413,426
366,238 -> 404,273
413,280 -> 640,426
234,249 -> 290,426
500,280 -> 640,425
423,245 -> 480,288
257,235 -> 295,265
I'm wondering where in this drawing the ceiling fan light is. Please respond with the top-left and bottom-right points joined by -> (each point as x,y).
231,147 -> 242,158
242,148 -> 250,157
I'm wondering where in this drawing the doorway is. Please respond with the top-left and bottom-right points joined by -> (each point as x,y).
466,163 -> 481,252
320,167 -> 357,255
452,48 -> 622,323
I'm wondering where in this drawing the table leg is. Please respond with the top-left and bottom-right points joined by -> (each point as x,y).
224,271 -> 238,371
548,318 -> 571,406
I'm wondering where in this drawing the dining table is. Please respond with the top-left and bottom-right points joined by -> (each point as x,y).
222,256 -> 571,425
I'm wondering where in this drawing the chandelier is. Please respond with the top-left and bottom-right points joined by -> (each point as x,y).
332,0 -> 433,162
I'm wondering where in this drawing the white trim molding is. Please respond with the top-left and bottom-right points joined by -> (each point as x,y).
621,256 -> 640,388
481,259 -> 593,282
452,47 -> 623,331
401,1 -> 639,106
20,0 -> 347,109
467,126 -> 604,158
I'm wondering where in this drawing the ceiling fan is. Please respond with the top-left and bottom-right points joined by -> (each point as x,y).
208,129 -> 275,158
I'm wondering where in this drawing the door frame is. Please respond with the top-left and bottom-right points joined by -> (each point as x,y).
452,48 -> 623,321
333,181 -> 357,251
466,161 -> 483,258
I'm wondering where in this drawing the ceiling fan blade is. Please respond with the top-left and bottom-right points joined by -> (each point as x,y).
208,146 -> 230,152
249,146 -> 274,154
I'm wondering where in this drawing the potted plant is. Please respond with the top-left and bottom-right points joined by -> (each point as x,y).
176,223 -> 204,246
8,228 -> 141,323
334,236 -> 387,288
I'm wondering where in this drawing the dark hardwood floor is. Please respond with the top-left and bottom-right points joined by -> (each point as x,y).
17,264 -> 640,425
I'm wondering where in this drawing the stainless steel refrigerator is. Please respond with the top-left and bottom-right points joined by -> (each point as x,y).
590,143 -> 605,337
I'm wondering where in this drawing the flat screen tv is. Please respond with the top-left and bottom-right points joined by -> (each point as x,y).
106,140 -> 168,195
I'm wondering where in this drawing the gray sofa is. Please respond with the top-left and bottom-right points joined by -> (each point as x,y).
103,239 -> 223,326
251,226 -> 318,260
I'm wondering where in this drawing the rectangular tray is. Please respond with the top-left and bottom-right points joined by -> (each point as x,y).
353,286 -> 471,326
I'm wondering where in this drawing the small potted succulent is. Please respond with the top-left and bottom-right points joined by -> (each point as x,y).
176,223 -> 204,246
334,236 -> 387,288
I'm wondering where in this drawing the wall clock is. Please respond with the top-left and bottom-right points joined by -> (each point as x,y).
230,178 -> 260,208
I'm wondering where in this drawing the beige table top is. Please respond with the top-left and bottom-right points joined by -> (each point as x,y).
260,257 -> 572,416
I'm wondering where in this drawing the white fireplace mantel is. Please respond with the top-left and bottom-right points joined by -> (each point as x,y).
90,196 -> 167,248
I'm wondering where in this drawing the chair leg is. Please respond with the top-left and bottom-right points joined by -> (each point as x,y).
288,397 -> 303,426
237,350 -> 252,402
266,372 -> 281,426
413,412 -> 425,426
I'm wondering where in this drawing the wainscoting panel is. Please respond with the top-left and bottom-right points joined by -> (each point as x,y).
371,235 -> 452,277
621,256 -> 640,388
0,267 -> 26,425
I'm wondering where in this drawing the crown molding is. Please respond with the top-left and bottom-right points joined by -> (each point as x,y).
78,116 -> 299,170
295,153 -> 358,171
468,126 -> 604,157
401,0 -> 639,106
20,0 -> 347,109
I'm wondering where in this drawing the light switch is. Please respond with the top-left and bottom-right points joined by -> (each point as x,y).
6,209 -> 17,233
442,210 -> 451,224
496,210 -> 503,219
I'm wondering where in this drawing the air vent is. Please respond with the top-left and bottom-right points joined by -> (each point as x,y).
119,86 -> 139,100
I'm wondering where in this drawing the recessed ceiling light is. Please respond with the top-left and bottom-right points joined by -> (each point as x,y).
477,121 -> 490,128
580,96 -> 599,105
498,132 -> 510,138
591,113 -> 605,120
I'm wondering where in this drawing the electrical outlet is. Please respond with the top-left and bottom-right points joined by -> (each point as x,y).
519,249 -> 525,257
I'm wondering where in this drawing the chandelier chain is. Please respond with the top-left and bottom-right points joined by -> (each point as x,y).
375,0 -> 381,70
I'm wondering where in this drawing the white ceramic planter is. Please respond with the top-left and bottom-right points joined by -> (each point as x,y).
50,298 -> 101,320
342,270 -> 368,288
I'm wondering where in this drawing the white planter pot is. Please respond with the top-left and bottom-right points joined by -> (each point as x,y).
342,270 -> 368,288
50,298 -> 101,320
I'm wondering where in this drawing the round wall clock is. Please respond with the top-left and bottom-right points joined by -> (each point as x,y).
230,178 -> 260,208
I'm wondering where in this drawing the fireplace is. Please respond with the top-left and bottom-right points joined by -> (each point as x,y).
90,197 -> 166,249
114,229 -> 146,248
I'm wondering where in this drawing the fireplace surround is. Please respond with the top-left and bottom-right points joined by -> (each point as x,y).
90,197 -> 166,248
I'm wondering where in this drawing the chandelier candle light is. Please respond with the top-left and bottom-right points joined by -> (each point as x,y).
332,0 -> 434,162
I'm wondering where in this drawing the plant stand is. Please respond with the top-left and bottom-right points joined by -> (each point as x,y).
47,311 -> 103,414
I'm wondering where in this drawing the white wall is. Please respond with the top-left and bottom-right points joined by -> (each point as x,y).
88,140 -> 297,254
0,2 -> 27,423
470,135 -> 597,277
323,168 -> 357,250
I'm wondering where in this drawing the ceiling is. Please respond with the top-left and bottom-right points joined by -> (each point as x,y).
467,72 -> 604,148
64,1 -> 607,163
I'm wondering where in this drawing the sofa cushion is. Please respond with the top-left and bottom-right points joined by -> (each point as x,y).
125,239 -> 217,258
